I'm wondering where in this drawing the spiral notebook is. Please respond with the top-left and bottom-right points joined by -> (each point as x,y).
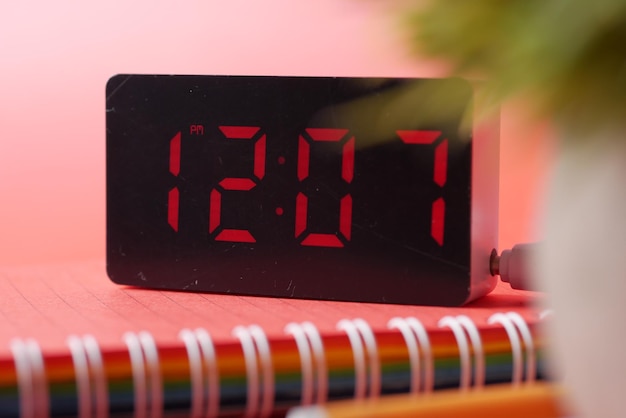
0,261 -> 546,418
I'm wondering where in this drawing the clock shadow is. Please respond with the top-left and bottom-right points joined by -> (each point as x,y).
466,283 -> 545,309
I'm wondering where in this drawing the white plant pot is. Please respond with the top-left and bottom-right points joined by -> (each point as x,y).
535,128 -> 626,417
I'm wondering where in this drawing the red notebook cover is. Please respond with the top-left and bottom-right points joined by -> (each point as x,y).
0,261 -> 545,417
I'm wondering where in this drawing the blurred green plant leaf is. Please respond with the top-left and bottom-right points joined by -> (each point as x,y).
404,0 -> 626,135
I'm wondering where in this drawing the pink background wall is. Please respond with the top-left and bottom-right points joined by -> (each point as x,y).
0,1 -> 551,265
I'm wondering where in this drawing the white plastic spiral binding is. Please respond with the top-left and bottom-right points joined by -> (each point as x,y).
10,339 -> 32,418
387,317 -> 434,393
67,336 -> 91,418
286,322 -> 327,405
507,312 -> 536,383
66,334 -> 108,418
488,312 -> 536,384
12,339 -> 44,418
82,335 -> 107,418
179,330 -> 203,418
196,328 -> 219,418
123,331 -> 162,418
140,332 -> 162,418
232,325 -> 275,418
179,328 -> 220,418
336,318 -> 380,400
285,321 -> 328,406
232,327 -> 258,418
124,333 -> 147,418
10,339 -> 49,418
250,325 -> 274,418
438,315 -> 485,390
285,323 -> 313,406
67,335 -> 109,418
302,322 -> 327,405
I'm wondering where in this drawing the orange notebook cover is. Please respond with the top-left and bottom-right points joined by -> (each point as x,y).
0,261 -> 545,417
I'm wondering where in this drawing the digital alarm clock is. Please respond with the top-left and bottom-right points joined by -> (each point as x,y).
106,75 -> 499,306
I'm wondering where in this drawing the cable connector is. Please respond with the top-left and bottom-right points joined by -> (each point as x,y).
490,243 -> 538,291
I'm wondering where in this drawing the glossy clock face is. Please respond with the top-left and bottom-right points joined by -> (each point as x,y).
106,75 -> 477,305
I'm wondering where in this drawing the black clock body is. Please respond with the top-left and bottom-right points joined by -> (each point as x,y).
106,75 -> 499,306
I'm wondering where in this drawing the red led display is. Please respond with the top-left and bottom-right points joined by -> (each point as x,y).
295,128 -> 354,247
169,126 -> 448,247
206,126 -> 266,243
397,130 -> 448,245
167,131 -> 182,232
167,187 -> 179,232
